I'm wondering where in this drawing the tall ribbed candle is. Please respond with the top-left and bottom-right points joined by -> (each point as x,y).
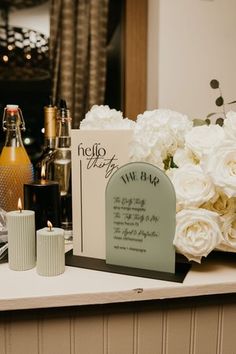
7,199 -> 35,271
36,222 -> 65,276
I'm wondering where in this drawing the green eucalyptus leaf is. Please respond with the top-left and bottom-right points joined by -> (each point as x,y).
215,96 -> 224,107
205,118 -> 211,125
170,156 -> 178,169
210,79 -> 219,89
193,119 -> 208,126
215,117 -> 224,126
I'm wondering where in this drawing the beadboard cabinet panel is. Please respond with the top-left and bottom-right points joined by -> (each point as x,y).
6,314 -> 38,354
194,305 -> 219,354
165,307 -> 192,354
40,314 -> 71,354
137,310 -> 163,354
107,313 -> 134,354
73,313 -> 104,354
1,298 -> 236,354
221,303 -> 236,354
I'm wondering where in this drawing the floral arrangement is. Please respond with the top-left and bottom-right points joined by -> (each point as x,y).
80,104 -> 236,263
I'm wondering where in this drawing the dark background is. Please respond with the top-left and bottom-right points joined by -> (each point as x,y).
0,0 -> 124,163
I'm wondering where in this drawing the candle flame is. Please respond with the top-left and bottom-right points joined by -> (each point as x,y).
47,220 -> 53,231
17,198 -> 22,212
41,164 -> 46,180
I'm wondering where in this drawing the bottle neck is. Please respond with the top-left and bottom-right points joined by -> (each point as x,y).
0,106 -> 32,165
4,124 -> 24,148
3,106 -> 25,148
57,118 -> 71,148
43,137 -> 56,150
44,106 -> 57,149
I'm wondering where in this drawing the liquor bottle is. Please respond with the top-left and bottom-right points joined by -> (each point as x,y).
35,99 -> 57,180
53,99 -> 72,239
0,104 -> 34,211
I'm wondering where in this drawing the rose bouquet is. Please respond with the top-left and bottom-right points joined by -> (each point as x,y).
130,109 -> 236,262
81,105 -> 236,263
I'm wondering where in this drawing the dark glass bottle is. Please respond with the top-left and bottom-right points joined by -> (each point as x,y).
53,99 -> 72,240
35,101 -> 57,180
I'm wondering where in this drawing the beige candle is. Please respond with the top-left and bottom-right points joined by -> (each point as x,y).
7,198 -> 35,271
36,221 -> 65,276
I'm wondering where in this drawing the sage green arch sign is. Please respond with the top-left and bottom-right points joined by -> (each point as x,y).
106,162 -> 176,274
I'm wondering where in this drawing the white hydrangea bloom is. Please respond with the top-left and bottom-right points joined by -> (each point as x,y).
130,108 -> 191,166
80,105 -> 135,130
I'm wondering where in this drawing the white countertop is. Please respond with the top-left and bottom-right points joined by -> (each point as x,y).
1,252 -> 236,311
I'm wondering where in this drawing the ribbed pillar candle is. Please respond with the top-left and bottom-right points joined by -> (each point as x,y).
36,225 -> 65,276
7,208 -> 35,271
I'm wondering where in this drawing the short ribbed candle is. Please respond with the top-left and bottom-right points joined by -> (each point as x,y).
7,210 -> 35,271
36,227 -> 65,276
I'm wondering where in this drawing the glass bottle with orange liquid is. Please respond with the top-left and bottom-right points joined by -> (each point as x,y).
0,105 -> 34,211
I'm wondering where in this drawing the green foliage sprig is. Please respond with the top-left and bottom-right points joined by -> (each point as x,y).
193,79 -> 236,127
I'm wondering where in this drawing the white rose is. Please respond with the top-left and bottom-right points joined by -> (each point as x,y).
185,125 -> 226,161
217,213 -> 236,252
202,140 -> 236,197
201,191 -> 236,216
224,111 -> 236,139
172,148 -> 197,168
80,105 -> 135,130
174,208 -> 223,263
168,165 -> 216,210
